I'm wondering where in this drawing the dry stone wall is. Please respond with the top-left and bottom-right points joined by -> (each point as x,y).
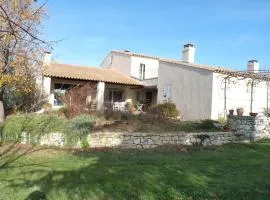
227,115 -> 270,140
88,132 -> 248,149
19,115 -> 270,148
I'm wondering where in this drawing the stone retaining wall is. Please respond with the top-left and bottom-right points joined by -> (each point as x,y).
227,115 -> 270,140
20,115 -> 270,149
88,131 -> 248,149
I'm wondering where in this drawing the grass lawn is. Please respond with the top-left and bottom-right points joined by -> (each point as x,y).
0,140 -> 270,200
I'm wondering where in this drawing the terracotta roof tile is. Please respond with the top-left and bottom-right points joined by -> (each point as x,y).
113,50 -> 233,72
159,58 -> 233,72
44,63 -> 143,86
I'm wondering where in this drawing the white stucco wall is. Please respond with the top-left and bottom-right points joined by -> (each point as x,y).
100,52 -> 131,75
97,82 -> 105,110
130,56 -> 159,79
158,61 -> 213,120
43,76 -> 54,105
211,73 -> 269,119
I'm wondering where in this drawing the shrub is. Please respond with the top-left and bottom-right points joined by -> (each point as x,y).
1,115 -> 27,142
104,110 -> 122,121
43,103 -> 53,113
1,113 -> 97,147
1,114 -> 67,143
148,103 -> 179,118
62,83 -> 96,118
197,119 -> 217,130
65,115 -> 96,147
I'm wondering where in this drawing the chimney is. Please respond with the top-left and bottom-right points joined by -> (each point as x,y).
247,59 -> 259,73
43,51 -> 51,66
182,43 -> 196,63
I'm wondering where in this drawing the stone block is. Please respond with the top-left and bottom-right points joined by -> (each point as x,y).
172,136 -> 179,141
134,138 -> 141,144
151,135 -> 160,141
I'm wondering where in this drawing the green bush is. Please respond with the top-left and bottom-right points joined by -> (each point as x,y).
65,115 -> 96,147
1,113 -> 96,147
148,103 -> 179,118
1,114 -> 67,143
197,119 -> 217,130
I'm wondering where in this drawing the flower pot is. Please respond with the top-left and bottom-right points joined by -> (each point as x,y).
249,112 -> 258,117
229,109 -> 234,115
236,108 -> 244,116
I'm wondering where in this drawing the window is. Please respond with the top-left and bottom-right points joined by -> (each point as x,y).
109,90 -> 123,102
163,84 -> 172,102
166,84 -> 172,101
54,83 -> 73,106
139,63 -> 145,80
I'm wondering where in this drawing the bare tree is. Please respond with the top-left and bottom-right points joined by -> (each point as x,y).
62,83 -> 97,118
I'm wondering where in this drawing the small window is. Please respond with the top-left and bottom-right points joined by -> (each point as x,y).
166,84 -> 172,101
163,84 -> 172,101
139,63 -> 145,80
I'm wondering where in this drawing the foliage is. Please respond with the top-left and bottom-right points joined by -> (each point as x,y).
218,116 -> 227,126
65,115 -> 96,147
148,103 -> 179,118
197,119 -> 217,130
0,0 -> 50,114
1,113 -> 96,146
62,83 -> 96,118
104,110 -> 122,121
1,114 -> 67,143
1,140 -> 270,199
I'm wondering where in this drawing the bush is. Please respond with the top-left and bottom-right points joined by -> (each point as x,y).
197,119 -> 217,130
62,84 -> 96,118
65,115 -> 96,147
148,103 -> 179,118
1,114 -> 67,143
1,113 -> 97,147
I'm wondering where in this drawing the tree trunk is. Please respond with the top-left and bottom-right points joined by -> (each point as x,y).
0,101 -> 5,125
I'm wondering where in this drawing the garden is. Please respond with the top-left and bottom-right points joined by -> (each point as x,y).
0,140 -> 270,200
0,102 -> 224,148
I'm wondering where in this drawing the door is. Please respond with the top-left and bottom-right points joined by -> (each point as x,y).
146,92 -> 152,105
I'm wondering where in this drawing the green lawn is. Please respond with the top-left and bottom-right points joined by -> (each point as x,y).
0,140 -> 270,200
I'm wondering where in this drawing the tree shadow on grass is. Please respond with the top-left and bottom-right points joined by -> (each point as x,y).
1,141 -> 270,200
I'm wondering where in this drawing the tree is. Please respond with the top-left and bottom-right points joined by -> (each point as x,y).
0,0 -> 50,120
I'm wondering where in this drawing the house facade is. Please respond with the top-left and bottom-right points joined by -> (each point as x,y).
99,44 -> 269,120
41,44 -> 269,120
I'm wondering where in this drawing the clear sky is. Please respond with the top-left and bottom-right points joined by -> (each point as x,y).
43,0 -> 270,71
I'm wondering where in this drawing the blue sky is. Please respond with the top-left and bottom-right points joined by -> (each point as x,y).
43,0 -> 270,70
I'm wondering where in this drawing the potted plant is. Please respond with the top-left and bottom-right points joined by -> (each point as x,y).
249,112 -> 258,117
236,107 -> 244,116
228,109 -> 234,115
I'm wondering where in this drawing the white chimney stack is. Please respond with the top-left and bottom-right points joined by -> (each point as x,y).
43,51 -> 51,66
183,43 -> 196,63
247,59 -> 259,73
